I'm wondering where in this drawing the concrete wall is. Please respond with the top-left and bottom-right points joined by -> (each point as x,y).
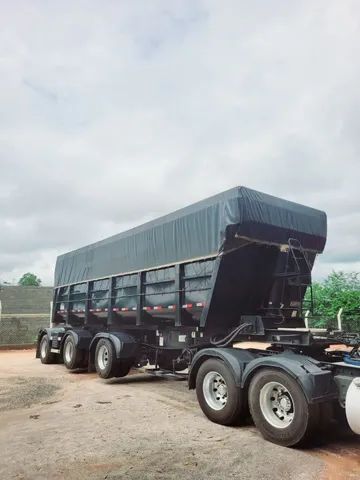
0,286 -> 53,347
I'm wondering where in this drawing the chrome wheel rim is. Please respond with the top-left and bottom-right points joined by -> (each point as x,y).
40,338 -> 47,358
64,341 -> 74,364
203,371 -> 228,411
259,381 -> 295,429
97,345 -> 109,371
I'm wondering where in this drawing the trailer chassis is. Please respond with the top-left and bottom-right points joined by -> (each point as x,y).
36,319 -> 360,447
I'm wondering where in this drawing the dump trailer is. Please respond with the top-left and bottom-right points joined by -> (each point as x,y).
36,186 -> 360,447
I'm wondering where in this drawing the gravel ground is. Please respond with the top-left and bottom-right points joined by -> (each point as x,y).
0,350 -> 358,480
0,376 -> 60,411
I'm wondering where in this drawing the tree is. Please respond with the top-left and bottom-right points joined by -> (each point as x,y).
305,271 -> 360,330
18,272 -> 42,287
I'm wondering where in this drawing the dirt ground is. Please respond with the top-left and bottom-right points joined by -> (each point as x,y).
0,350 -> 359,480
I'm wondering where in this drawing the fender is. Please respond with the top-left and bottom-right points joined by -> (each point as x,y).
241,352 -> 338,404
61,329 -> 93,352
36,327 -> 66,357
188,347 -> 257,389
89,332 -> 138,360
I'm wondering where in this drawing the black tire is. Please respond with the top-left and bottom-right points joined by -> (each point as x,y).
113,362 -> 132,378
39,334 -> 56,364
248,368 -> 319,447
95,339 -> 132,379
63,336 -> 85,370
95,339 -> 117,379
196,358 -> 244,426
94,338 -> 134,378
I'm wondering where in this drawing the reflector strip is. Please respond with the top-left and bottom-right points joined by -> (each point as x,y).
168,305 -> 176,309
121,307 -> 129,312
153,306 -> 163,310
132,307 -> 137,311
143,306 -> 151,311
196,302 -> 204,307
182,303 -> 193,308
113,308 -> 120,312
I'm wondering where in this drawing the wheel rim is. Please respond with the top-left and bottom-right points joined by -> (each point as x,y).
64,341 -> 74,364
259,381 -> 295,429
40,338 -> 47,358
203,371 -> 228,411
97,344 -> 109,371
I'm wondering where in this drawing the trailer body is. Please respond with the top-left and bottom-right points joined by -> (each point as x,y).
36,186 -> 360,446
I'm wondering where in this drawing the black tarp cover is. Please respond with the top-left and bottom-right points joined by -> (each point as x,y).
54,187 -> 327,287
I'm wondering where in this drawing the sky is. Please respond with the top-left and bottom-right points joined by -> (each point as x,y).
0,0 -> 359,285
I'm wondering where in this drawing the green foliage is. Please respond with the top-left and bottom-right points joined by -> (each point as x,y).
18,272 -> 42,287
305,271 -> 360,331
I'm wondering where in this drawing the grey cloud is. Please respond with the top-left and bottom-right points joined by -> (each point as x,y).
1,0 -> 360,284
23,79 -> 58,102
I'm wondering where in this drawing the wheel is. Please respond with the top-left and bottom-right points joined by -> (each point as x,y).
39,334 -> 56,364
95,339 -> 132,379
195,358 -> 244,426
63,336 -> 85,370
248,368 -> 319,447
95,339 -> 117,379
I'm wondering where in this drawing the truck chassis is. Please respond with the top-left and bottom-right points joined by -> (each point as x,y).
36,256 -> 360,448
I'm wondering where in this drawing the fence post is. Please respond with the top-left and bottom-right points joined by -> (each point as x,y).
337,307 -> 343,331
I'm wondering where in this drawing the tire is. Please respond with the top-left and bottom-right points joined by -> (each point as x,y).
63,336 -> 85,370
248,368 -> 319,447
95,339 -> 117,379
39,334 -> 56,364
95,339 -> 132,379
196,358 -> 244,426
95,338 -> 133,378
113,362 -> 132,378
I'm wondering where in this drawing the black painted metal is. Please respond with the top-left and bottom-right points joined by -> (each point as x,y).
107,277 -> 115,327
174,264 -> 182,327
51,290 -> 57,325
84,281 -> 90,325
66,286 -> 71,326
136,271 -> 144,326
52,240 -> 317,340
200,256 -> 221,329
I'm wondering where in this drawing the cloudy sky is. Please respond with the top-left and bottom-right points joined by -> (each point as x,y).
1,1 -> 359,285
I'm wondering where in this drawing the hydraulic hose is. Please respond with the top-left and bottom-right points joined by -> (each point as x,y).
210,323 -> 251,348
